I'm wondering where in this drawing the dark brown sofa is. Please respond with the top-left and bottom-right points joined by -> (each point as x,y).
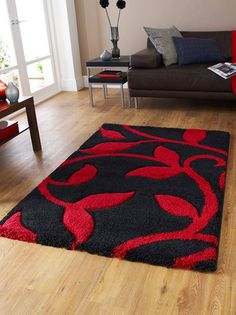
128,31 -> 236,107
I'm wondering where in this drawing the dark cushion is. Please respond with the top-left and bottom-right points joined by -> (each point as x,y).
173,37 -> 224,65
180,31 -> 232,59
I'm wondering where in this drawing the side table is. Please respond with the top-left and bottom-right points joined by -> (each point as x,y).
0,96 -> 42,151
86,56 -> 131,107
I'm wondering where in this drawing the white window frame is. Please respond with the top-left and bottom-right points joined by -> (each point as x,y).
0,0 -> 83,105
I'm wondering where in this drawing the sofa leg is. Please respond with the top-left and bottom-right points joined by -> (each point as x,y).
134,97 -> 139,109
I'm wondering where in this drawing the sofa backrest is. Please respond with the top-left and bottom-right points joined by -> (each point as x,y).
147,31 -> 232,60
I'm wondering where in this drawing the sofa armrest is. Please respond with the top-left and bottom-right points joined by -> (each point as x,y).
129,48 -> 162,68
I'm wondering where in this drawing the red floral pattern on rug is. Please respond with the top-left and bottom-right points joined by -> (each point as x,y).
0,124 -> 230,272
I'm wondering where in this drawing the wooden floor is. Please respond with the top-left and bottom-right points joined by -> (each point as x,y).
0,89 -> 235,315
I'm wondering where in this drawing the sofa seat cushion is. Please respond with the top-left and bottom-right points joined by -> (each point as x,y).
128,64 -> 232,92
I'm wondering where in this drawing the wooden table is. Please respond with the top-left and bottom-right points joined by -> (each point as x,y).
0,96 -> 42,151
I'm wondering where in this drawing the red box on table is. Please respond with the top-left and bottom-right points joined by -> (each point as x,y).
0,120 -> 19,143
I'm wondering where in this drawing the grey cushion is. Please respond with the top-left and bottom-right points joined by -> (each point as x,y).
144,26 -> 182,66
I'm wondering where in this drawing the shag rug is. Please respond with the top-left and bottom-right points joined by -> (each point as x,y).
0,124 -> 230,272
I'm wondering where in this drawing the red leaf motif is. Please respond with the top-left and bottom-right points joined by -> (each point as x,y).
219,171 -> 226,190
172,247 -> 216,269
78,192 -> 135,211
48,164 -> 97,186
214,159 -> 226,167
154,146 -> 180,166
126,166 -> 182,180
63,205 -> 93,248
100,127 -> 126,140
0,212 -> 36,243
63,192 -> 135,248
68,164 -> 97,185
80,142 -> 139,154
183,129 -> 207,143
155,195 -> 199,220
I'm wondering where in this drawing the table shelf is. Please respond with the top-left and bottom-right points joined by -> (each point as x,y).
19,122 -> 29,134
89,72 -> 128,84
0,97 -> 41,151
0,123 -> 29,146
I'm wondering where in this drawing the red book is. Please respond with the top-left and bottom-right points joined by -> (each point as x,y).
99,74 -> 121,78
0,120 -> 19,143
99,70 -> 122,78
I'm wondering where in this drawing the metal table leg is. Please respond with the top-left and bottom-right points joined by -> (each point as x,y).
103,67 -> 108,98
87,67 -> 94,107
89,83 -> 94,107
103,84 -> 108,98
105,84 -> 108,97
120,84 -> 125,108
127,88 -> 131,108
134,97 -> 138,109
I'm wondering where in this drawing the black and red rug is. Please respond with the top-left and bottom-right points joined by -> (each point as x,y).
0,124 -> 230,271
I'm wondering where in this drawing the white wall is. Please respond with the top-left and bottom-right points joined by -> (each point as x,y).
75,0 -> 102,75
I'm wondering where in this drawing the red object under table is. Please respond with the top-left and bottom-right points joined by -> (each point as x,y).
0,120 -> 19,144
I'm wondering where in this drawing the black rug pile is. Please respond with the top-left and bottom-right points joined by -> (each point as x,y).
0,124 -> 230,271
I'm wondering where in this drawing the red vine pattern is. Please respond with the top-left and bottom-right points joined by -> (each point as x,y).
0,212 -> 36,243
0,124 -> 229,271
